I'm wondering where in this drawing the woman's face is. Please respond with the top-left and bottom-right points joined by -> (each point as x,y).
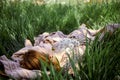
11,45 -> 52,62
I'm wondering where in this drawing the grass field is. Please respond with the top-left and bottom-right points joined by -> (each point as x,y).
0,0 -> 120,79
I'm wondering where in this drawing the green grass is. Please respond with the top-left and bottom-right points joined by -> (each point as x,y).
79,30 -> 120,80
0,0 -> 120,79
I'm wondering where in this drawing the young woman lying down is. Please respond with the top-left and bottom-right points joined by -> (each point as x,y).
0,24 -> 120,79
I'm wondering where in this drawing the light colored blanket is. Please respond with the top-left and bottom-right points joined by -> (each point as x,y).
0,55 -> 42,80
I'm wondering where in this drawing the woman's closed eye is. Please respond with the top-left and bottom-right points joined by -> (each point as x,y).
14,53 -> 24,57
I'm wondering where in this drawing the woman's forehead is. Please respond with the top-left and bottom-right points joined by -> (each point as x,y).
14,46 -> 40,54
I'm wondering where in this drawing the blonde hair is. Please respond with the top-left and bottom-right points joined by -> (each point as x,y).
20,50 -> 61,71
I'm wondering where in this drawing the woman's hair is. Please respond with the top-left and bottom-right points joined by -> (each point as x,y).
20,50 -> 61,71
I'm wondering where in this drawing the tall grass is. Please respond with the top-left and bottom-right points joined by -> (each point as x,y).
79,30 -> 120,80
0,0 -> 120,79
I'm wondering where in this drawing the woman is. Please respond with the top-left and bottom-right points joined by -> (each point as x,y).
20,50 -> 61,71
0,24 -> 120,79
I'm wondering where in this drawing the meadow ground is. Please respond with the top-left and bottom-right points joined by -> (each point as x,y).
0,0 -> 120,79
